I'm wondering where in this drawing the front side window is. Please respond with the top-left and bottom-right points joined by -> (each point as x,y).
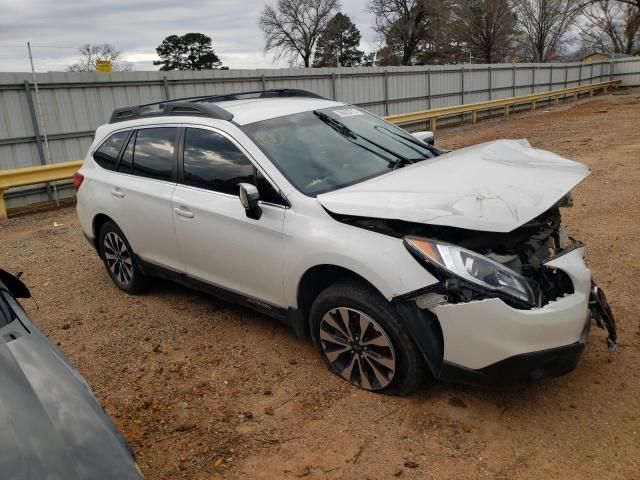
93,130 -> 129,170
241,107 -> 436,196
183,128 -> 254,196
131,127 -> 177,181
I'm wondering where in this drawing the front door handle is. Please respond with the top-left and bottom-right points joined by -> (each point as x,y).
110,188 -> 125,198
174,207 -> 194,219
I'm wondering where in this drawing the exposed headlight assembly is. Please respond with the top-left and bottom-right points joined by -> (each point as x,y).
404,236 -> 540,308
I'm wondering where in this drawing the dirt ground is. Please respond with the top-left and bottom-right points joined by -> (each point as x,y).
1,89 -> 639,479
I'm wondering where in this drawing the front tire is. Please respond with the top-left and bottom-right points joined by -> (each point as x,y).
310,279 -> 426,396
98,221 -> 148,294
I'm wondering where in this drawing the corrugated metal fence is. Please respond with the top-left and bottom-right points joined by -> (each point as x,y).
1,57 -> 639,209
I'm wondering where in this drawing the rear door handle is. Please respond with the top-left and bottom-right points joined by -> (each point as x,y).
174,207 -> 194,219
110,188 -> 125,198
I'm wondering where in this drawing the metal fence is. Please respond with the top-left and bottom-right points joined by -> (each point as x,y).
1,57 -> 639,210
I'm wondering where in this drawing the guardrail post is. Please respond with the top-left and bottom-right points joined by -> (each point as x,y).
23,80 -> 54,204
590,62 -> 594,85
261,74 -> 267,91
383,70 -> 389,116
0,191 -> 6,220
162,75 -> 170,100
512,64 -> 516,97
549,65 -> 553,91
488,65 -> 492,100
564,65 -> 569,89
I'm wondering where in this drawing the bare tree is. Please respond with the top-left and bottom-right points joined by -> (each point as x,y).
451,0 -> 516,63
259,0 -> 341,67
579,0 -> 640,55
68,44 -> 131,72
368,0 -> 447,65
512,0 -> 581,61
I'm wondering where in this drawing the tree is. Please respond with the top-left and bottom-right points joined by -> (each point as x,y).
579,1 -> 640,55
154,33 -> 227,71
361,52 -> 378,66
313,13 -> 364,66
67,44 -> 131,72
259,0 -> 341,67
512,0 -> 581,61
451,0 -> 516,63
368,0 -> 449,65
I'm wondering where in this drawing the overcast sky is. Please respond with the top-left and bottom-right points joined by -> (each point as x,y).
0,0 -> 378,72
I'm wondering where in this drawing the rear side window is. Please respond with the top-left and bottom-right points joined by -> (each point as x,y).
93,131 -> 129,170
131,128 -> 177,181
183,128 -> 253,195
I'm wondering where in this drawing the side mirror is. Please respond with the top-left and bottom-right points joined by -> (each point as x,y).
238,183 -> 262,220
411,131 -> 435,146
0,269 -> 30,298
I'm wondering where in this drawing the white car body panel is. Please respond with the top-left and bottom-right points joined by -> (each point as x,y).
317,139 -> 590,233
281,196 -> 439,307
171,185 -> 287,307
432,247 -> 591,369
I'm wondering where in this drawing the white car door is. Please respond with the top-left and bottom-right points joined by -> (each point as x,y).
106,126 -> 182,272
170,126 -> 286,308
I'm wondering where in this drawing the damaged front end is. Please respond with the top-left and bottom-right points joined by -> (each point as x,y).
333,200 -> 618,352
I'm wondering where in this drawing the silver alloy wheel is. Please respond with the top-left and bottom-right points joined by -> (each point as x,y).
103,231 -> 133,287
319,307 -> 396,391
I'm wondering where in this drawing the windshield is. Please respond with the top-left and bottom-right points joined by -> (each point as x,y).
241,106 -> 436,196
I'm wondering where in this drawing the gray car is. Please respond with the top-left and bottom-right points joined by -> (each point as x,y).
0,269 -> 143,479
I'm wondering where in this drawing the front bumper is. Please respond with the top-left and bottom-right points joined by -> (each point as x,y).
431,246 -> 593,372
438,312 -> 590,386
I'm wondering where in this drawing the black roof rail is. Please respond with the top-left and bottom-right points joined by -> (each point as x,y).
108,88 -> 326,124
109,101 -> 234,124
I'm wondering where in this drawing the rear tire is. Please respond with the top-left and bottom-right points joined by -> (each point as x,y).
98,221 -> 148,294
310,279 -> 426,396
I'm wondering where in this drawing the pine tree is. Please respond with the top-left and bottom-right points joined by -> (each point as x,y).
313,13 -> 364,67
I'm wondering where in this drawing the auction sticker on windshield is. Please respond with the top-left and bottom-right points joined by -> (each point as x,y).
332,108 -> 363,117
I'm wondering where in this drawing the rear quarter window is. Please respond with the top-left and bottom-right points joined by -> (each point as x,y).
93,131 -> 129,170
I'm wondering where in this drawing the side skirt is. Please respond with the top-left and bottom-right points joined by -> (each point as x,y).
136,257 -> 290,324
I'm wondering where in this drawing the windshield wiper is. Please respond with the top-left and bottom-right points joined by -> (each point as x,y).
313,111 -> 411,169
374,125 -> 442,157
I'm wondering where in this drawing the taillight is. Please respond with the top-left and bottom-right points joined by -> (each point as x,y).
73,172 -> 84,192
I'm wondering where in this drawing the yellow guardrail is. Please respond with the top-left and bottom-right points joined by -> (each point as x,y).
0,79 -> 621,219
0,160 -> 83,219
385,80 -> 621,129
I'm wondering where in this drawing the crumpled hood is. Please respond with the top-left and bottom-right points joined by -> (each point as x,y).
317,139 -> 590,233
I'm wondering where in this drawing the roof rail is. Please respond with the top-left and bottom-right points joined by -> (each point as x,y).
109,101 -> 234,124
108,88 -> 326,124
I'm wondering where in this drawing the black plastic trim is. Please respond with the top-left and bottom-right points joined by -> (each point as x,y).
136,257 -> 288,322
393,301 -> 444,377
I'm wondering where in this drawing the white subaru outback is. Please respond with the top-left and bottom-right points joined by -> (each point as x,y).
75,89 -> 617,395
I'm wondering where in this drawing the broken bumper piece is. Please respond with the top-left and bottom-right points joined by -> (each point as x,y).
589,280 -> 618,351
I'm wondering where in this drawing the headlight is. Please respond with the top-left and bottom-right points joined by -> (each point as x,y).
404,236 -> 540,307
